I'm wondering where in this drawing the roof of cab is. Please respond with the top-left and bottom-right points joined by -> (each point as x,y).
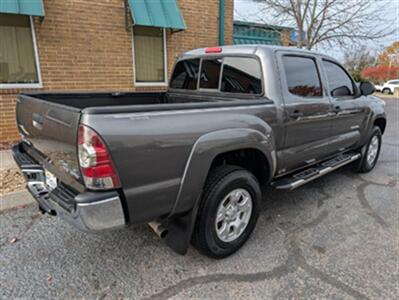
181,45 -> 334,61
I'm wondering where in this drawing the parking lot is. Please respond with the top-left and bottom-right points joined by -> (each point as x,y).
1,98 -> 397,299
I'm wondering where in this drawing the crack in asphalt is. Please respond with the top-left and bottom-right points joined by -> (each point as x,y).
145,263 -> 291,300
145,209 -> 368,300
317,186 -> 331,209
287,240 -> 369,300
283,211 -> 368,299
356,178 -> 397,228
302,210 -> 329,229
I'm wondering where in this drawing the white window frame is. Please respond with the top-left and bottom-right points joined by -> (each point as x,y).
0,16 -> 43,89
131,27 -> 168,87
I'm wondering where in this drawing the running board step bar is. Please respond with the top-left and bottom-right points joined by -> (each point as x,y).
271,152 -> 361,190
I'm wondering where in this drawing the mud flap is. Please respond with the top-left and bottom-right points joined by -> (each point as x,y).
353,140 -> 368,172
164,196 -> 201,255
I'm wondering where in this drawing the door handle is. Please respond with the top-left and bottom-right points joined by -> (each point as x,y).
289,110 -> 304,119
333,106 -> 342,113
32,113 -> 44,130
32,113 -> 44,124
32,120 -> 43,130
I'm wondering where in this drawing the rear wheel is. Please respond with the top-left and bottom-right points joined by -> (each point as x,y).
192,165 -> 261,259
356,126 -> 382,173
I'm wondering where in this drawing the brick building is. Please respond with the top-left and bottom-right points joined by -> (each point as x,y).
0,0 -> 233,142
233,21 -> 293,46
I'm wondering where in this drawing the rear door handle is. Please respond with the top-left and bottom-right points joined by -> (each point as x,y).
32,113 -> 44,130
32,113 -> 44,124
289,110 -> 304,119
32,120 -> 43,130
333,106 -> 342,113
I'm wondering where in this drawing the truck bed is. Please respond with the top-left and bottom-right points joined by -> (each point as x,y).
17,91 -> 269,193
21,91 -> 261,114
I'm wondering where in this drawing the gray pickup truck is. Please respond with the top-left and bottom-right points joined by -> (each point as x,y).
13,45 -> 386,258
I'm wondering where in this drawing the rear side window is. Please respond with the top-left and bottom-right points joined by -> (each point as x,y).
323,60 -> 354,97
199,58 -> 222,89
221,57 -> 262,94
170,59 -> 200,90
282,56 -> 322,97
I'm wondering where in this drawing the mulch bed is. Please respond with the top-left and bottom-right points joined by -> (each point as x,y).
0,169 -> 25,195
0,141 -> 17,151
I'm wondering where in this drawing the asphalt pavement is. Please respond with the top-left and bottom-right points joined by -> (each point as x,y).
1,98 -> 398,299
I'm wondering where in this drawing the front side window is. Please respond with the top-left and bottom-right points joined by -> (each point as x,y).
133,26 -> 166,83
0,14 -> 40,86
221,57 -> 262,94
169,59 -> 200,90
199,58 -> 222,89
323,60 -> 354,97
282,56 -> 322,97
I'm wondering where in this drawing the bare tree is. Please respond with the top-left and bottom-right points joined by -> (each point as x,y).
250,0 -> 394,50
343,46 -> 376,81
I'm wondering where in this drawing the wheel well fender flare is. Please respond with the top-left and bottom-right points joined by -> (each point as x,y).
172,127 -> 275,215
164,127 -> 275,254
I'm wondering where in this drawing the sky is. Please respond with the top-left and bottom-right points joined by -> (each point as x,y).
234,0 -> 399,60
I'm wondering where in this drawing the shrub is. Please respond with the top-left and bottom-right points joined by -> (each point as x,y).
361,65 -> 399,83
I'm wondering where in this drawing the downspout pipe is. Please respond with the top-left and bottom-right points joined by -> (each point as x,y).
219,0 -> 225,45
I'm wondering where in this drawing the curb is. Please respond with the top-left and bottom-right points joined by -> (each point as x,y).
0,190 -> 35,211
376,93 -> 399,99
0,150 -> 16,170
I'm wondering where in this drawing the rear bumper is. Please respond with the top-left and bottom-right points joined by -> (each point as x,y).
12,143 -> 126,232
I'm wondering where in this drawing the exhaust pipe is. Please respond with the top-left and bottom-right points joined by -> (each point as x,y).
148,221 -> 168,239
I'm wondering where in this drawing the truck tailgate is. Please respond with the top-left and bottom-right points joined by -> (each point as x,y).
16,94 -> 83,191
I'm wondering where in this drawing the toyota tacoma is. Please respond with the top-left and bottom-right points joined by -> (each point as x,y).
13,45 -> 386,258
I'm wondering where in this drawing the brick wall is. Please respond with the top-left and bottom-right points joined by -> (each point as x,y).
0,0 -> 233,142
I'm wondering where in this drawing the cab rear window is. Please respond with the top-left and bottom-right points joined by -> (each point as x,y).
170,56 -> 262,95
221,57 -> 262,94
199,58 -> 222,89
169,59 -> 200,90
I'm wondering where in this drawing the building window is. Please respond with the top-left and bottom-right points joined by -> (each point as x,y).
133,26 -> 167,85
0,14 -> 41,88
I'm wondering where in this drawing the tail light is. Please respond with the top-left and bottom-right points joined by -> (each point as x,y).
78,124 -> 121,190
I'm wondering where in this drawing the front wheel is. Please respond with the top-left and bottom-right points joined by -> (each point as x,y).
356,126 -> 382,173
192,165 -> 261,259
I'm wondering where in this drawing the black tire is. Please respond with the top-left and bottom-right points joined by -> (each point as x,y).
192,165 -> 261,259
382,88 -> 391,95
356,126 -> 382,173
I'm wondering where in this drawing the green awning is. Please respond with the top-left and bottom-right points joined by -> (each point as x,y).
0,0 -> 44,17
128,0 -> 185,30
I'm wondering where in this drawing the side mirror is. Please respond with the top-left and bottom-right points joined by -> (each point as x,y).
359,82 -> 375,96
331,85 -> 351,97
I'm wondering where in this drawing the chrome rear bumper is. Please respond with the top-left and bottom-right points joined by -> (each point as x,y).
13,143 -> 126,232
